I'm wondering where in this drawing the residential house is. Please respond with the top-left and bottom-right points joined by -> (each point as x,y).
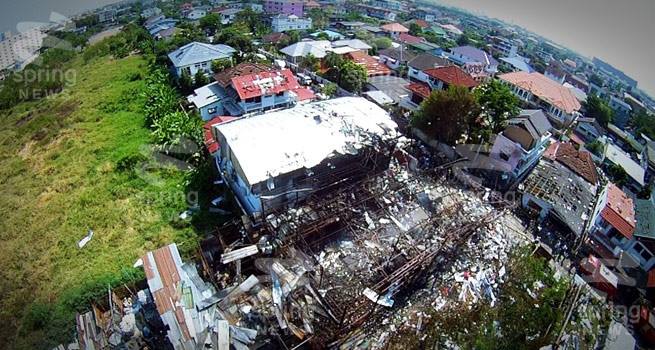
380,22 -> 409,39
608,96 -> 633,128
264,0 -> 304,16
402,66 -> 478,110
489,109 -> 553,183
520,142 -> 599,236
439,24 -> 463,36
489,36 -> 518,58
378,46 -> 417,70
146,18 -> 178,37
643,141 -> 655,183
587,183 -> 652,271
448,46 -> 499,80
310,30 -> 345,41
168,42 -> 236,78
218,8 -> 242,25
566,75 -> 590,93
634,196 -> 655,269
141,7 -> 162,18
271,14 -> 312,32
345,51 -> 391,77
354,4 -> 397,21
603,142 -> 646,191
365,75 -> 410,104
98,9 -> 117,23
262,32 -> 290,45
498,71 -> 582,128
499,55 -> 534,73
574,117 -> 605,144
407,53 -> 452,83
334,21 -> 366,32
624,93 -> 647,115
211,97 -> 398,220
187,65 -> 314,119
544,62 -> 567,84
279,40 -> 369,64
397,33 -> 425,45
186,9 -> 207,20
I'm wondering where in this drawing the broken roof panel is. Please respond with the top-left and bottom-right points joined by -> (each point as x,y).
230,69 -> 301,100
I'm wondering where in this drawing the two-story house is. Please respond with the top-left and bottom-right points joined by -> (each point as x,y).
402,66 -> 478,110
187,64 -> 314,119
448,46 -> 499,80
489,109 -> 553,183
271,14 -> 312,32
168,42 -> 236,78
498,71 -> 582,129
407,54 -> 452,83
587,183 -> 652,270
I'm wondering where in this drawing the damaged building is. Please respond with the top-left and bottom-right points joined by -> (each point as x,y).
210,97 -> 399,222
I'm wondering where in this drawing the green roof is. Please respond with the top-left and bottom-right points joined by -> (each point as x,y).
430,26 -> 446,36
409,41 -> 440,52
635,197 -> 655,239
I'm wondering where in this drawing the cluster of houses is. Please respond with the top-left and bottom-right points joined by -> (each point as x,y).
127,1 -> 655,348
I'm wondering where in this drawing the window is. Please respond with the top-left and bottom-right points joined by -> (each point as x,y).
634,242 -> 653,262
208,107 -> 217,114
499,152 -> 510,161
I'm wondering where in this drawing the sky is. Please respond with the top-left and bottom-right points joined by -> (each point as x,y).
436,0 -> 655,97
1,0 -> 654,95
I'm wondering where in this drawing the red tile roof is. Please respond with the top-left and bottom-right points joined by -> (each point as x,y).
291,87 -> 315,101
414,19 -> 429,28
381,23 -> 409,33
214,62 -> 271,87
203,116 -> 239,154
398,33 -> 426,44
345,51 -> 391,77
648,269 -> 655,288
498,71 -> 581,114
424,66 -> 479,88
601,183 -> 636,239
546,142 -> 599,185
230,69 -> 301,100
407,82 -> 431,99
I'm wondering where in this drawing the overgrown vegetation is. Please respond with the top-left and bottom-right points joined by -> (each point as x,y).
0,23 -> 219,349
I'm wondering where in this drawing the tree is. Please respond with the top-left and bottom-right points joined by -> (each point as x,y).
584,94 -> 613,127
283,30 -> 301,45
308,8 -> 329,29
411,86 -> 480,145
630,111 -> 655,140
473,80 -> 520,138
585,140 -> 604,156
589,73 -> 604,87
409,22 -> 423,36
199,13 -> 221,34
315,32 -> 330,40
321,83 -> 338,97
338,60 -> 367,93
211,58 -> 232,73
373,37 -> 392,50
194,71 -> 209,88
457,33 -> 471,46
178,70 -> 194,95
151,111 -> 203,147
300,53 -> 320,71
323,52 -> 344,70
607,163 -> 629,187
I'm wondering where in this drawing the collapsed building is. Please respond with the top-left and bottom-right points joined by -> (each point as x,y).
209,97 -> 399,222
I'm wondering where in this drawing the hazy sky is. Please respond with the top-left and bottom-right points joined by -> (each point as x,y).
1,0 -> 654,95
437,0 -> 655,96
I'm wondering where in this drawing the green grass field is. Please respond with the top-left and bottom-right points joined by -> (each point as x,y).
0,55 -> 203,349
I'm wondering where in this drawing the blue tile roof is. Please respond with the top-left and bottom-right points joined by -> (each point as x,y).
500,56 -> 535,73
168,42 -> 236,68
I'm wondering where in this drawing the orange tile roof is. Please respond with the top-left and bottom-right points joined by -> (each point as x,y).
407,82 -> 431,99
345,51 -> 391,76
414,19 -> 429,28
547,142 -> 599,184
381,22 -> 409,33
498,71 -> 581,114
601,183 -> 636,239
424,66 -> 479,88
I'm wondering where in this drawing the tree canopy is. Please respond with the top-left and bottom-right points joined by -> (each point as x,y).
473,80 -> 521,140
584,94 -> 613,127
411,86 -> 481,145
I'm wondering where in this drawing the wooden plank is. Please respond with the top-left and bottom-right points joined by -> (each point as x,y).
217,319 -> 230,350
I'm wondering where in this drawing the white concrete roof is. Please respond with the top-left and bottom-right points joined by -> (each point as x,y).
187,82 -> 223,108
215,97 -> 398,186
605,143 -> 645,186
